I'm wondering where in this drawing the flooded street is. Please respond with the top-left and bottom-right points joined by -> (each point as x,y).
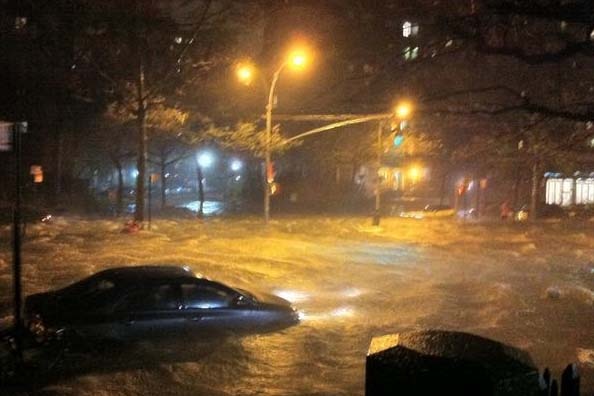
1,216 -> 593,394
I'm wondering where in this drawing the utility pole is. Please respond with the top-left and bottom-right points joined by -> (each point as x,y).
12,122 -> 24,362
372,121 -> 384,226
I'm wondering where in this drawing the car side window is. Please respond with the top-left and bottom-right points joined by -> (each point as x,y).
117,284 -> 179,312
181,283 -> 235,309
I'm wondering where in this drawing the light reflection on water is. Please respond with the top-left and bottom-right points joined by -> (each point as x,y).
182,200 -> 224,215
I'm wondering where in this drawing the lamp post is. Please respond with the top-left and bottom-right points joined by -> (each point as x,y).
236,48 -> 308,223
196,151 -> 214,217
372,102 -> 413,226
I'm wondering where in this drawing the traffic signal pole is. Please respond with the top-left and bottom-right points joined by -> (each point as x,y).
372,121 -> 384,226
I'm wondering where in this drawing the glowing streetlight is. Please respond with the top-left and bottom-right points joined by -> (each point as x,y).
236,63 -> 254,85
395,101 -> 413,119
288,49 -> 308,69
230,159 -> 243,172
197,151 -> 214,168
195,151 -> 215,218
234,44 -> 312,223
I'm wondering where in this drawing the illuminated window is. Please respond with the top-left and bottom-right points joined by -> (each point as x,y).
402,21 -> 418,38
15,17 -> 27,30
403,47 -> 419,61
576,178 -> 594,204
403,21 -> 412,37
562,178 -> 574,206
546,178 -> 565,205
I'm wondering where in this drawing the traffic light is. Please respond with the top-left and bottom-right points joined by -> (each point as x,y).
266,161 -> 276,183
390,119 -> 408,148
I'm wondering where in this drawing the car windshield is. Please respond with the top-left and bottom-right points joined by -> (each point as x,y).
1,1 -> 593,395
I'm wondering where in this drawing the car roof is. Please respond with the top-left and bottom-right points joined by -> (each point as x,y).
94,265 -> 200,283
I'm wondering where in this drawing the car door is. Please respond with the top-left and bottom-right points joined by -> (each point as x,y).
179,280 -> 245,336
111,283 -> 185,340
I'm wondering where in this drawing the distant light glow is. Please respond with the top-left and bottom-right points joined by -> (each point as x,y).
131,169 -> 139,178
235,175 -> 241,181
408,166 -> 420,181
230,159 -> 243,172
197,152 -> 215,168
164,173 -> 170,178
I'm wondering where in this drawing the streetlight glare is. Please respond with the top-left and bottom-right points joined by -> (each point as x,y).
395,101 -> 413,119
197,152 -> 214,168
230,159 -> 243,172
408,165 -> 421,182
288,49 -> 308,69
236,64 -> 254,84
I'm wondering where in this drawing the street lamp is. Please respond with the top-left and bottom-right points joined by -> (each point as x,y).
395,101 -> 413,119
198,151 -> 214,168
237,46 -> 310,223
230,159 -> 243,172
236,63 -> 254,85
372,100 -> 414,226
196,151 -> 215,217
263,48 -> 310,223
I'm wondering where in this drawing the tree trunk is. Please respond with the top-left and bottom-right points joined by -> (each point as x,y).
135,108 -> 147,223
116,163 -> 124,217
134,50 -> 146,224
160,160 -> 166,210
529,158 -> 540,221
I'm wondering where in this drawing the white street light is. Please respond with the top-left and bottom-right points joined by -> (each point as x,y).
197,152 -> 215,168
230,159 -> 243,172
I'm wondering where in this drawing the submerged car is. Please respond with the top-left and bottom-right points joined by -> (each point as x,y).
24,265 -> 299,342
